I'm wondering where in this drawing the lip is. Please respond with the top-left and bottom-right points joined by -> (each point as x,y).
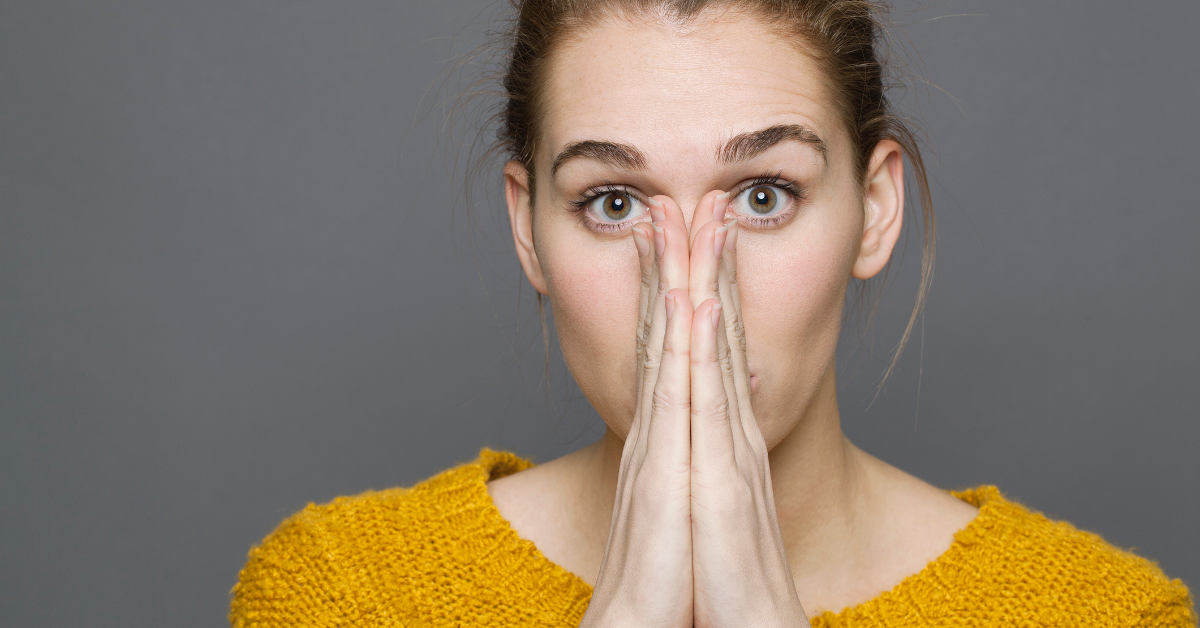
750,373 -> 759,393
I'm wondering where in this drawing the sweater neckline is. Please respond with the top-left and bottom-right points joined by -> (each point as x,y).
468,448 -> 1005,622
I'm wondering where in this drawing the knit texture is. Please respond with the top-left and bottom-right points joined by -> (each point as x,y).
230,449 -> 1195,627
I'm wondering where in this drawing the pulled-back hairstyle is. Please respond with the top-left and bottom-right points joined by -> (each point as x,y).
493,0 -> 934,386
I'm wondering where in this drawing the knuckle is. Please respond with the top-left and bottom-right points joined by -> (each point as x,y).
641,354 -> 661,378
720,360 -> 736,380
697,396 -> 730,419
640,268 -> 656,290
658,273 -> 671,293
730,317 -> 748,346
661,342 -> 689,361
651,387 -> 687,416
635,323 -> 650,348
724,304 -> 743,328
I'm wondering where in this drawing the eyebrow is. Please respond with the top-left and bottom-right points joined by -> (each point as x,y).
549,123 -> 828,176
719,124 -> 828,164
551,140 -> 647,175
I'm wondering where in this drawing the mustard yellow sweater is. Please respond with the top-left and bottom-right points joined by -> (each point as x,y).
230,449 -> 1195,627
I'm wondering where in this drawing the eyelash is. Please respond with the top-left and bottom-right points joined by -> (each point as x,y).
567,174 -> 807,233
568,183 -> 648,234
729,173 -> 806,229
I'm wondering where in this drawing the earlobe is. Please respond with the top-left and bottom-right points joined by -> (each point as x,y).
852,140 -> 905,280
505,161 -> 549,295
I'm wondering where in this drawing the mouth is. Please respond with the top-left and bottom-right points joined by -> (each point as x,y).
750,373 -> 759,393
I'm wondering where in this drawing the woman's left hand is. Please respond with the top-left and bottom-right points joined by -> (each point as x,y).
678,191 -> 812,628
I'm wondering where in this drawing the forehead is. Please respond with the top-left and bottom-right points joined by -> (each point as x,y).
538,10 -> 843,170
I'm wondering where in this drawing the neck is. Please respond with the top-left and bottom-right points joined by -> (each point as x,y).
575,367 -> 870,579
764,369 -> 868,573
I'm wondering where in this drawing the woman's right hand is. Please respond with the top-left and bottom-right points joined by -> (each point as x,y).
578,196 -> 696,628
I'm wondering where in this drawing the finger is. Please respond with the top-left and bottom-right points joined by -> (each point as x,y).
649,197 -> 691,298
633,222 -> 657,336
645,288 -> 693,473
688,196 -> 745,448
716,221 -> 765,454
687,189 -> 728,249
634,214 -> 689,463
688,199 -> 731,313
649,194 -> 687,234
690,298 -> 738,474
713,289 -> 755,465
717,221 -> 744,362
716,219 -> 745,380
630,222 -> 662,456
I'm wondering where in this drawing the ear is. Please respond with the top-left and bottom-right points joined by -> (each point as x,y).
505,160 -> 549,295
852,139 -> 905,280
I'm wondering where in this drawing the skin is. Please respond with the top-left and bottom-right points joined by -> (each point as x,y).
488,8 -> 979,622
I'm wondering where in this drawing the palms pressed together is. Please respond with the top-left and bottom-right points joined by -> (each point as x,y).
579,191 -> 810,628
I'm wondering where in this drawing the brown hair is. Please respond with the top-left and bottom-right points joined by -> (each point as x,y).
493,0 -> 935,387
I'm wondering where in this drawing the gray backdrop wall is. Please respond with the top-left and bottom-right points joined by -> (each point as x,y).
2,1 -> 1197,626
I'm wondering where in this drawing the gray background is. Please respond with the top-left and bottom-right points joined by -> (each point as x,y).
1,1 -> 1197,626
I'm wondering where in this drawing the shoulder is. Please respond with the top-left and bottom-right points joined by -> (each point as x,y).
821,486 -> 1195,627
236,447 -> 531,560
230,449 -> 546,627
936,487 -> 1193,626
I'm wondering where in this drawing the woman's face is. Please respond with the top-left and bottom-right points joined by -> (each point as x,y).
508,10 -> 901,448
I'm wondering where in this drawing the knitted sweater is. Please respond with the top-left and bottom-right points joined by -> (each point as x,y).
230,449 -> 1195,627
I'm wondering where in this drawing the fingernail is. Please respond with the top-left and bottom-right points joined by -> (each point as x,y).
648,200 -> 667,224
713,192 -> 729,222
711,303 -> 722,330
714,224 -> 729,258
652,223 -> 666,258
632,227 -> 650,258
665,293 -> 675,321
724,222 -> 738,253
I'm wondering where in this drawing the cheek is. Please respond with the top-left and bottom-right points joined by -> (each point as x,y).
739,237 -> 850,339
539,235 -> 642,432
736,218 -> 858,437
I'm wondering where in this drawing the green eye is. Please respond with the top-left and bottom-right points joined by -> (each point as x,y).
748,186 -> 778,214
601,192 -> 632,221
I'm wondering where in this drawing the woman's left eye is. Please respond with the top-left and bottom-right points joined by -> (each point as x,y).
586,190 -> 645,225
732,184 -> 792,219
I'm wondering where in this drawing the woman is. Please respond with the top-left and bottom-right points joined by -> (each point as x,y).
230,1 -> 1195,625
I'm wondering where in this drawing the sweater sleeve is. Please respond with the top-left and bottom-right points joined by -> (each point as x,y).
1134,578 -> 1197,628
229,505 -> 359,628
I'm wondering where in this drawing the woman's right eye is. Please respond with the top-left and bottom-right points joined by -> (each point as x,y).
584,190 -> 647,227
